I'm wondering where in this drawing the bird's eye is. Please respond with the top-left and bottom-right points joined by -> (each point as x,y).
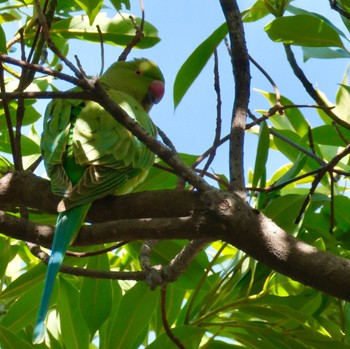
135,69 -> 142,75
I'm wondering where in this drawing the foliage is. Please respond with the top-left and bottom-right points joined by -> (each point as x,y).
0,0 -> 350,348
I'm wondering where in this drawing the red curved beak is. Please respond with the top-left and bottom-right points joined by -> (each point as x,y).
149,80 -> 165,104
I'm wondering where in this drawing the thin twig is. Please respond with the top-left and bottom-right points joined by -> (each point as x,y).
0,54 -> 88,89
26,242 -> 147,280
330,173 -> 335,234
295,144 -> 350,222
118,0 -> 145,61
0,90 -> 96,100
200,48 -> 222,177
248,110 -> 326,166
192,134 -> 230,169
15,97 -> 24,170
249,54 -> 281,104
246,104 -> 334,129
0,63 -> 19,169
34,0 -> 87,80
74,55 -> 88,78
308,125 -> 316,155
163,239 -> 209,282
329,0 -> 350,19
284,44 -> 350,130
157,127 -> 178,154
65,241 -> 129,257
96,25 -> 105,76
161,285 -> 185,349
154,163 -> 230,189
332,121 -> 350,145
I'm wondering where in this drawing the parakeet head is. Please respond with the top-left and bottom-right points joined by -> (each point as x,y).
99,58 -> 165,112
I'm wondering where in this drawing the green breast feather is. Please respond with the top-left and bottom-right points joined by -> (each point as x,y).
41,90 -> 157,211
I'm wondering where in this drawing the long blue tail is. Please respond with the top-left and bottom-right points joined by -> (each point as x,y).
33,204 -> 91,344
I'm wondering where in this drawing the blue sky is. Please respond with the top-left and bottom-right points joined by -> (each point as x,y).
132,0 -> 349,183
4,1 -> 350,184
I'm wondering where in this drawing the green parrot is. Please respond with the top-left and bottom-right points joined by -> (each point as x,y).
33,58 -> 165,344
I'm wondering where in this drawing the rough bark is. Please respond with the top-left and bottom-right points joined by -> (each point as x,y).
1,171 -> 350,300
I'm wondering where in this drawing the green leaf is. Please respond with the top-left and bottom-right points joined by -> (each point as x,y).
311,125 -> 350,146
0,100 -> 41,130
0,282 -> 45,332
110,0 -> 130,10
173,23 -> 228,108
0,237 -> 10,279
204,340 -> 242,348
80,254 -> 112,338
242,0 -> 270,22
303,47 -> 350,61
74,0 -> 103,25
287,4 -> 350,41
0,325 -> 33,349
252,121 -> 269,188
0,263 -> 46,300
99,283 -> 122,349
262,194 -> 305,229
58,277 -> 90,349
344,302 -> 350,344
102,282 -> 159,349
330,67 -> 350,125
147,325 -> 205,349
0,155 -> 12,171
0,11 -> 21,24
0,25 -> 6,53
333,196 -> 350,231
256,90 -> 309,135
0,132 -> 40,156
135,153 -> 199,191
265,14 -> 345,48
49,13 -> 160,49
271,155 -> 308,187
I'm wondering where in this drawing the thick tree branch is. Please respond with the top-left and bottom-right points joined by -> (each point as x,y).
219,0 -> 250,198
2,171 -> 350,300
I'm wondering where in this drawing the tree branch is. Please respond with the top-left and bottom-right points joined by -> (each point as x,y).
2,171 -> 350,300
219,0 -> 250,198
284,44 -> 350,130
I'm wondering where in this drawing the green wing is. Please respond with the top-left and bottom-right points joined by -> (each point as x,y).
41,90 -> 157,211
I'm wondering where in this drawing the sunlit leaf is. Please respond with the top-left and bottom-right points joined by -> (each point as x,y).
0,237 -> 10,279
0,100 -> 41,130
49,13 -> 160,48
102,282 -> 159,349
173,23 -> 228,108
0,131 -> 40,156
0,325 -> 33,349
58,277 -> 90,349
0,25 -> 6,53
242,0 -> 270,22
256,90 -> 309,135
74,0 -> 103,25
0,263 -> 46,300
265,14 -> 345,48
311,125 -> 350,146
80,254 -> 112,337
252,121 -> 269,188
0,282 -> 46,332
